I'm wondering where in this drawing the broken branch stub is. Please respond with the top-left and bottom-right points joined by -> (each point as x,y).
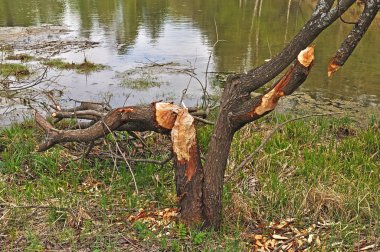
327,0 -> 379,78
171,108 -> 197,180
327,56 -> 340,78
171,108 -> 204,225
297,46 -> 314,67
250,46 -> 314,117
154,102 -> 200,181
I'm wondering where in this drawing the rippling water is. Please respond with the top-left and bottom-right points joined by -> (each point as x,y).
0,0 -> 379,109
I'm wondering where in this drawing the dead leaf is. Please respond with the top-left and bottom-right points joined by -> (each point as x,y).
307,234 -> 314,244
254,235 -> 263,240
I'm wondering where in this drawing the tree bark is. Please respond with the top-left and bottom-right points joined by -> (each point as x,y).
202,47 -> 314,229
171,108 -> 205,225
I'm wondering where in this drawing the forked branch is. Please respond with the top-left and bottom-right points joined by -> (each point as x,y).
230,46 -> 315,129
239,0 -> 357,93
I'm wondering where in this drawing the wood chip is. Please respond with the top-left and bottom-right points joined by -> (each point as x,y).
272,234 -> 289,240
360,244 -> 376,251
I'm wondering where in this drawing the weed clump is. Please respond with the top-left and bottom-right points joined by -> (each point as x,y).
42,58 -> 106,73
0,63 -> 30,77
5,54 -> 34,62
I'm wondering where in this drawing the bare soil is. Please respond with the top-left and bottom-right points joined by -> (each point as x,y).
0,25 -> 99,56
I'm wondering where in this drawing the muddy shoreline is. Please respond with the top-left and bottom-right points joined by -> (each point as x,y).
1,25 -> 380,127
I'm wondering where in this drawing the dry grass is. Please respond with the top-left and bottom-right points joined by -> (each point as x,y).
0,114 -> 379,251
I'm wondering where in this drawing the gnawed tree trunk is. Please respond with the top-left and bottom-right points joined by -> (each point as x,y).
35,0 -> 379,229
202,46 -> 315,228
172,109 -> 204,225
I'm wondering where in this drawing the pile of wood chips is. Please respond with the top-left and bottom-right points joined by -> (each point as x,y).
243,218 -> 326,251
127,208 -> 178,232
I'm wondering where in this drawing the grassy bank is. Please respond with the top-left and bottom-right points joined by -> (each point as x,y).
0,63 -> 30,77
42,58 -> 106,73
0,114 -> 379,251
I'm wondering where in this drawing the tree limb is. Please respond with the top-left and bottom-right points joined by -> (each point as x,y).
35,104 -> 171,151
231,47 -> 315,129
238,0 -> 356,93
328,0 -> 380,77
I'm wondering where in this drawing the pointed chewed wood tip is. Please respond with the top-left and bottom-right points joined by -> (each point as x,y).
327,59 -> 340,78
252,89 -> 284,116
297,46 -> 315,67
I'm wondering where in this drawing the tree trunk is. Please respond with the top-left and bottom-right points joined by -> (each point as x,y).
201,76 -> 240,228
202,115 -> 234,228
174,142 -> 204,226
172,109 -> 205,225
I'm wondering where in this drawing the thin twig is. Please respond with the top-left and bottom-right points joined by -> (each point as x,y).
193,116 -> 214,125
203,18 -> 224,109
7,67 -> 48,91
72,141 -> 95,161
125,131 -> 152,154
104,145 -> 173,167
45,91 -> 61,111
337,0 -> 358,25
102,120 -> 139,194
179,75 -> 193,105
120,234 -> 144,251
126,153 -> 173,167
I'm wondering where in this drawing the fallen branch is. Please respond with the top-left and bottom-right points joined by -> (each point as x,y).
52,110 -> 104,120
193,116 -> 215,125
35,103 -> 174,151
108,152 -> 173,167
63,100 -> 112,112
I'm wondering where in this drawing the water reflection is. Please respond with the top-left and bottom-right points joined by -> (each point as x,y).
0,0 -> 379,105
0,0 -> 64,26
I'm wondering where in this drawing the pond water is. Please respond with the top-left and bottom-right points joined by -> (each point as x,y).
0,0 -> 379,118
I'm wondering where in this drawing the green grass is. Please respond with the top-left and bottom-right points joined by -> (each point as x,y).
5,54 -> 34,62
0,114 -> 379,251
42,58 -> 106,74
0,63 -> 30,77
121,78 -> 162,90
119,69 -> 163,90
